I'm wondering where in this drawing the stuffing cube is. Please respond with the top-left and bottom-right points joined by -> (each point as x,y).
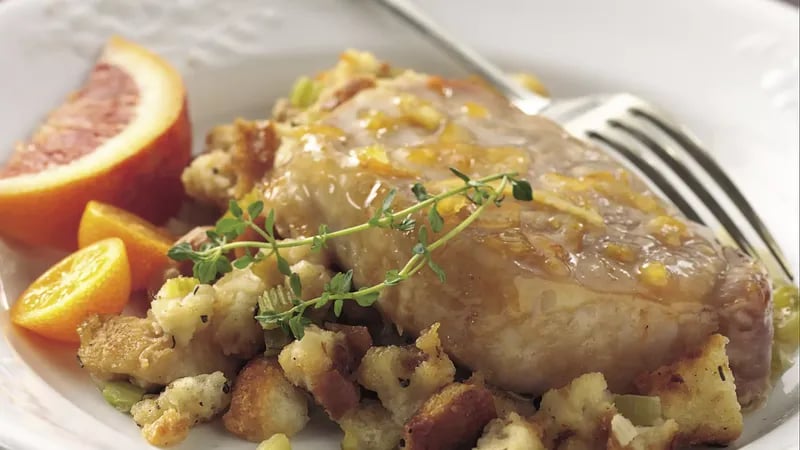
223,357 -> 309,442
533,372 -> 616,449
339,399 -> 404,450
279,324 -> 371,419
403,382 -> 497,450
131,372 -> 231,447
634,333 -> 743,446
357,323 -> 456,425
474,412 -> 545,450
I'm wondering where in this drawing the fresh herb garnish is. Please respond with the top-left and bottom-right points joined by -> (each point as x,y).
168,170 -> 533,338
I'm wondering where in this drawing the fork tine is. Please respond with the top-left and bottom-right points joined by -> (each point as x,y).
629,109 -> 795,281
542,97 -> 602,123
584,130 -> 706,224
608,119 -> 763,261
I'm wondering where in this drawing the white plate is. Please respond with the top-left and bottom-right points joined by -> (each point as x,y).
0,0 -> 797,449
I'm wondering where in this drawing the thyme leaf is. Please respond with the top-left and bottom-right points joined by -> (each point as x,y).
170,169 -> 533,338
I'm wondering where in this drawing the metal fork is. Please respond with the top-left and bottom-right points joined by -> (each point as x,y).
375,0 -> 795,281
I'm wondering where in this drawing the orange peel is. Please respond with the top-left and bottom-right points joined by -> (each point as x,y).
10,238 -> 131,343
0,36 -> 191,249
78,200 -> 174,291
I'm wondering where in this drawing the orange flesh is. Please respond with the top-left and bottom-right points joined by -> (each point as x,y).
0,36 -> 190,250
78,201 -> 174,291
20,244 -> 112,312
0,63 -> 139,178
10,238 -> 131,342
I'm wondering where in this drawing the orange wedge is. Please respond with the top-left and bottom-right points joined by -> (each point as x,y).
78,200 -> 174,291
10,238 -> 131,343
0,36 -> 191,250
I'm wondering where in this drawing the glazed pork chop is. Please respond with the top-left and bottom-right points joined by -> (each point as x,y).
211,59 -> 773,407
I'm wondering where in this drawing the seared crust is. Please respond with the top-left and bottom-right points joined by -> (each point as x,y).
223,357 -> 309,442
713,251 -> 773,408
403,382 -> 497,450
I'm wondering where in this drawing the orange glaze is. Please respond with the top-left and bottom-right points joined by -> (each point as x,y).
261,71 -> 772,407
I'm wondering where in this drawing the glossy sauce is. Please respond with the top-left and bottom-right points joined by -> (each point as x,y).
262,71 -> 771,405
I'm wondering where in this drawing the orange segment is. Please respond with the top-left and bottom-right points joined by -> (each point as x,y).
78,200 -> 174,291
10,238 -> 131,343
0,36 -> 191,250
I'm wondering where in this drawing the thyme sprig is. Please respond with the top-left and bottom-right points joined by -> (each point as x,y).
168,169 -> 533,338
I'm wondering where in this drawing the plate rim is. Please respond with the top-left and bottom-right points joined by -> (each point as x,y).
0,0 -> 797,449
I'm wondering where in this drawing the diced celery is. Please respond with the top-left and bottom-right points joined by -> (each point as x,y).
257,433 -> 291,450
776,310 -> 799,344
341,430 -> 358,450
156,276 -> 200,300
771,282 -> 800,379
102,381 -> 146,413
289,77 -> 321,108
774,284 -> 799,310
264,328 -> 292,356
614,394 -> 662,427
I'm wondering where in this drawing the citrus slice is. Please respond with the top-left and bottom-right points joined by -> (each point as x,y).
78,200 -> 175,291
10,238 -> 131,343
0,36 -> 191,250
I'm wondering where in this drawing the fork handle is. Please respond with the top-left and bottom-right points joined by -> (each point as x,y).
374,0 -> 551,115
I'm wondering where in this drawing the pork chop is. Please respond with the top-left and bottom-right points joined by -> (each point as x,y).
254,64 -> 772,407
